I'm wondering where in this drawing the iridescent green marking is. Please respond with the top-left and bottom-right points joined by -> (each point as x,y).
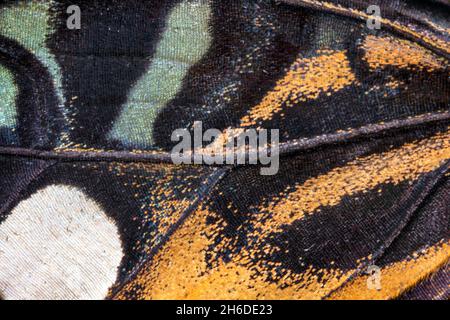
109,0 -> 212,147
0,65 -> 18,129
0,1 -> 67,144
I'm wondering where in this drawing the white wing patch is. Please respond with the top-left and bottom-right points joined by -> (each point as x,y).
0,185 -> 123,300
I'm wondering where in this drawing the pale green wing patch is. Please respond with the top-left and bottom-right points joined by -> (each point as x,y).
0,1 -> 67,145
109,0 -> 212,148
0,64 -> 18,129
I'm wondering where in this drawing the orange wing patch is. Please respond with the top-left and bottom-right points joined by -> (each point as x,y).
254,128 -> 450,237
113,207 -> 354,300
114,129 -> 450,300
240,50 -> 357,127
362,35 -> 447,71
329,241 -> 450,300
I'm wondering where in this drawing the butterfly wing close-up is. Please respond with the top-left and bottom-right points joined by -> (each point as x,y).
0,0 -> 448,301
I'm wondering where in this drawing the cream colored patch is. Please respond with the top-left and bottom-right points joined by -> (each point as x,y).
0,185 -> 123,300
